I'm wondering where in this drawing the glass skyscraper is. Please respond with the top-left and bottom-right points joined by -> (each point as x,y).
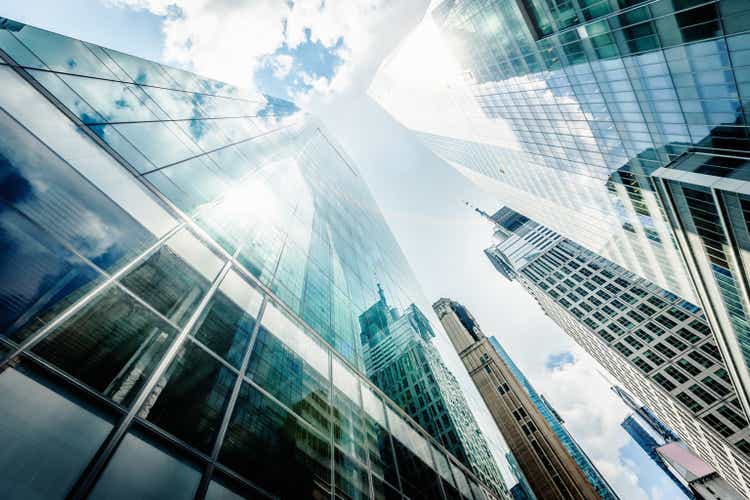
488,337 -> 618,499
358,286 -> 506,498
0,18 -> 507,500
482,207 -> 750,496
371,0 -> 750,306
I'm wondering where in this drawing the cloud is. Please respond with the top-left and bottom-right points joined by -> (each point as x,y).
105,0 -> 430,107
269,53 -> 294,79
545,350 -> 576,371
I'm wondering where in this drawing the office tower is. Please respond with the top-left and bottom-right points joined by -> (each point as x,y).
612,384 -> 682,444
657,441 -> 745,499
489,337 -> 619,499
358,285 -> 507,498
433,298 -> 600,500
0,19 -> 507,500
621,414 -> 695,498
653,156 -> 750,424
483,206 -> 750,495
371,0 -> 750,305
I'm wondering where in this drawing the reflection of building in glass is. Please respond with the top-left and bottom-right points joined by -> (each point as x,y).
489,337 -> 618,499
505,452 -> 536,500
0,19 -> 508,500
358,285 -> 507,497
371,0 -> 750,305
621,412 -> 694,499
482,206 -> 750,496
654,153 -> 750,424
434,298 -> 600,500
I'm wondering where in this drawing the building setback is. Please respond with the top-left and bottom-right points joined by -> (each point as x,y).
483,206 -> 750,495
0,18 -> 508,500
433,298 -> 600,500
489,336 -> 619,499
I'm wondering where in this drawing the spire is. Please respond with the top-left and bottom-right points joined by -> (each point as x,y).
376,283 -> 387,306
465,201 -> 495,224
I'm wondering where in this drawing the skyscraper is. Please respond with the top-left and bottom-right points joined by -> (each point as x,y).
489,336 -> 619,499
653,154 -> 750,422
0,19 -> 506,500
621,413 -> 695,498
433,298 -> 600,500
358,285 -> 507,498
371,0 -> 750,307
483,206 -> 750,495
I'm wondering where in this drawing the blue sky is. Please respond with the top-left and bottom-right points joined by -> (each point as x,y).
0,2 -> 694,498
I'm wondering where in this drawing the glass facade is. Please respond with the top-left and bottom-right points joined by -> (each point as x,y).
483,208 -> 750,495
488,337 -> 618,500
0,19 -> 506,500
654,155 -> 750,425
372,0 -> 750,304
358,288 -> 506,497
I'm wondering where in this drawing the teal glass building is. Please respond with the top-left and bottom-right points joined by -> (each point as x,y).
488,337 -> 618,500
358,287 -> 506,498
0,18 -> 506,500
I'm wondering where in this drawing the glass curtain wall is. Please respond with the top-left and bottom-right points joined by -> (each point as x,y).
0,20 -> 500,500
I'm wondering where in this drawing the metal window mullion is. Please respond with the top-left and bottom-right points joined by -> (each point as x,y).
68,258 -> 232,500
381,399 -> 405,496
329,348 -> 336,500
193,292 -> 268,500
1,221 -> 185,369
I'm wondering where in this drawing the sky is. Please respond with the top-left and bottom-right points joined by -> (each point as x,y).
1,1 -> 690,498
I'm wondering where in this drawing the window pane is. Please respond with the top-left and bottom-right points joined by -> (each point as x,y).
119,231 -> 221,327
0,107 -> 154,271
90,431 -> 201,500
31,285 -> 178,406
190,270 -> 262,368
335,448 -> 370,500
219,383 -> 331,498
246,325 -> 330,435
0,202 -> 102,341
0,365 -> 114,500
138,340 -> 236,453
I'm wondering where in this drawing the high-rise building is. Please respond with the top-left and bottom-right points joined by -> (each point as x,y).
371,0 -> 750,306
483,206 -> 750,495
656,441 -> 745,499
612,384 -> 682,444
621,413 -> 695,498
505,452 -> 536,500
358,285 -> 507,497
0,19 -> 508,500
653,154 -> 750,421
489,337 -> 619,499
433,298 -> 600,500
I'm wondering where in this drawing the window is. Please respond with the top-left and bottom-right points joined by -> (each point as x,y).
638,303 -> 656,316
614,343 -> 633,357
647,296 -> 667,309
677,328 -> 700,343
677,359 -> 702,376
643,350 -> 664,366
655,315 -> 677,329
676,392 -> 703,412
700,343 -> 722,361
633,357 -> 653,373
654,343 -> 676,358
665,336 -> 688,351
689,320 -> 711,336
718,406 -> 748,428
665,366 -> 689,384
703,414 -> 733,437
688,351 -> 714,370
654,373 -> 676,391
634,330 -> 654,343
689,384 -> 717,405
624,335 -> 643,350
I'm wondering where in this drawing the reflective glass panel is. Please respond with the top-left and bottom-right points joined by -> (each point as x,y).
138,340 -> 236,453
0,365 -> 114,500
219,382 -> 331,498
31,285 -> 178,406
334,448 -> 370,500
90,431 -> 201,500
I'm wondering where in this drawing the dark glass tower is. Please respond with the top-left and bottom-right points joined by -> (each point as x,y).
0,18 -> 507,500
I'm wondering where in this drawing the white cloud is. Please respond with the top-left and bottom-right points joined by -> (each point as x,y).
106,0 -> 429,108
269,53 -> 294,79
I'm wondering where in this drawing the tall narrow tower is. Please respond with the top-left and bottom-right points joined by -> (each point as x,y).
433,298 -> 599,500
